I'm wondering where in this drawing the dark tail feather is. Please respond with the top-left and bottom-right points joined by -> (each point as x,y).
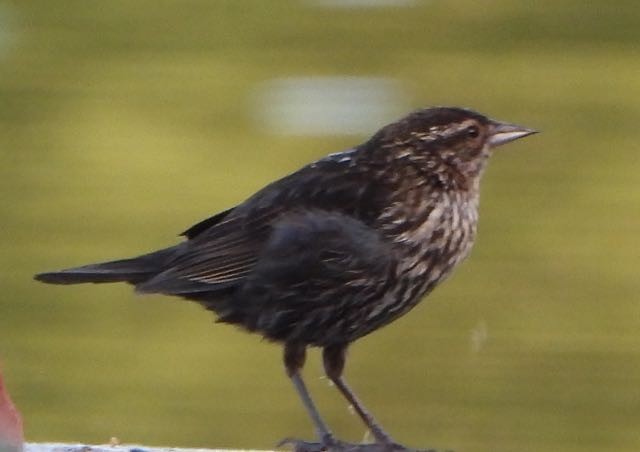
34,246 -> 178,285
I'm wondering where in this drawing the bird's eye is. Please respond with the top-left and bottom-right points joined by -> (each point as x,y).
467,126 -> 480,138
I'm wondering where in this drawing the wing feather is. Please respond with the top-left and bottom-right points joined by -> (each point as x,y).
137,205 -> 278,294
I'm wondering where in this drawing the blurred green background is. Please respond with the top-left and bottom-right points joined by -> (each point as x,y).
1,1 -> 639,451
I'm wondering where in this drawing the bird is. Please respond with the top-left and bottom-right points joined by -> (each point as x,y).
35,107 -> 537,452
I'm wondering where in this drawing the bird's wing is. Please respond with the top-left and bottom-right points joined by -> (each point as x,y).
234,210 -> 397,343
135,152 -> 385,296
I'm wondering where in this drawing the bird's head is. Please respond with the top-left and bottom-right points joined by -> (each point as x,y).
367,107 -> 537,189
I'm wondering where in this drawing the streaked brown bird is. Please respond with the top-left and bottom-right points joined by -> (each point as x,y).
35,107 -> 536,452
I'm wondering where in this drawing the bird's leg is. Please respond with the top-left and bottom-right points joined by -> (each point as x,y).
282,343 -> 336,449
323,345 -> 396,446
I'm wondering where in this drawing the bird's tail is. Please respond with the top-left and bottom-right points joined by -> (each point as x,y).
34,246 -> 178,286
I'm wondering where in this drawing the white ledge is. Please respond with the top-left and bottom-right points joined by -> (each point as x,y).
24,444 -> 270,452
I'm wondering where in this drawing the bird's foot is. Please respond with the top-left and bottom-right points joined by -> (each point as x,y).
278,434 -> 337,452
278,436 -> 446,452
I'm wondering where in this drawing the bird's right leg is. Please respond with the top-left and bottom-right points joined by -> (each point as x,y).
280,343 -> 337,451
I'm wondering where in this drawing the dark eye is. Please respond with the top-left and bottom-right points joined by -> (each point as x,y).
467,125 -> 480,138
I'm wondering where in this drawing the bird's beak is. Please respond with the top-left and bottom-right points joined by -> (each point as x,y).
489,121 -> 538,148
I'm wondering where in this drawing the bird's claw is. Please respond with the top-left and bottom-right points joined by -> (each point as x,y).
278,437 -> 447,452
277,437 -> 333,452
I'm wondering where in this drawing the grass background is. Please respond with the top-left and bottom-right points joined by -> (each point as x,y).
1,1 -> 639,451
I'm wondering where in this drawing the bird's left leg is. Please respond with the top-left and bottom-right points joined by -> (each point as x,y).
280,342 -> 337,451
323,344 -> 398,447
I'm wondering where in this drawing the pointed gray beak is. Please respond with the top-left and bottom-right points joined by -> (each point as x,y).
489,121 -> 538,148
